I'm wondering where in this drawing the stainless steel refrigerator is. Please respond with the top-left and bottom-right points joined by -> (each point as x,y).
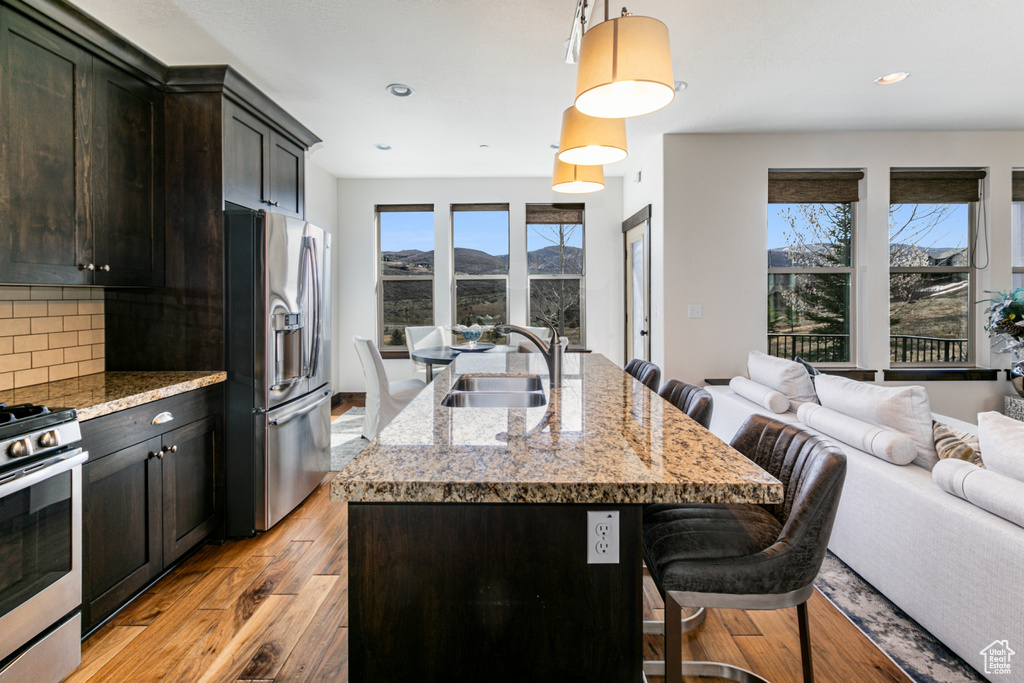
224,206 -> 332,536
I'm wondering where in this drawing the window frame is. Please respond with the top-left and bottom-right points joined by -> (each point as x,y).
525,204 -> 587,348
377,204 -> 435,349
1013,201 -> 1024,287
450,204 -> 511,343
887,201 -> 977,368
766,195 -> 859,368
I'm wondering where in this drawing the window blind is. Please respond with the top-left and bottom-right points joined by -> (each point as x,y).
526,204 -> 584,225
1013,170 -> 1024,202
889,170 -> 986,204
767,171 -> 864,204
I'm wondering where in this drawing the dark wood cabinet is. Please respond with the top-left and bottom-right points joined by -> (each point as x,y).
0,7 -> 92,285
0,6 -> 164,287
160,414 -> 220,565
93,59 -> 164,286
223,98 -> 305,218
83,436 -> 163,630
81,385 -> 223,632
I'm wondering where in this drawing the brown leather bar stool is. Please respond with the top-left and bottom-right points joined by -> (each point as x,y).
624,358 -> 661,392
658,379 -> 713,429
642,415 -> 847,683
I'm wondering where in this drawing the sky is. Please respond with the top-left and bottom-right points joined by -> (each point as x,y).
767,203 -> 968,251
380,209 -> 583,256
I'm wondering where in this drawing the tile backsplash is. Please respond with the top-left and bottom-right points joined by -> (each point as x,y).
0,286 -> 105,390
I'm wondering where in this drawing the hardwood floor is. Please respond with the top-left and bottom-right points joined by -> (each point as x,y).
67,409 -> 910,683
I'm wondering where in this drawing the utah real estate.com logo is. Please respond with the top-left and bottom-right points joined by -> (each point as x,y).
980,640 -> 1015,676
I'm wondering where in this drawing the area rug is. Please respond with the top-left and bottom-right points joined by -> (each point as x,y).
815,552 -> 985,683
331,408 -> 369,471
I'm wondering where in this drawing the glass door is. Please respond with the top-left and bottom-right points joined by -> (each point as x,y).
624,220 -> 651,362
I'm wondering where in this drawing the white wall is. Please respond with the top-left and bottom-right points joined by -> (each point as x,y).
304,158 -> 342,391
621,135 -> 665,369
336,177 -> 624,392
659,131 -> 1024,422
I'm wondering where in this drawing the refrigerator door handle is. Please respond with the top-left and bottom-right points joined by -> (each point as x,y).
308,237 -> 322,380
267,389 -> 331,426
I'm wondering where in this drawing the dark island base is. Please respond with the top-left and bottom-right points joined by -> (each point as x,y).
348,502 -> 643,682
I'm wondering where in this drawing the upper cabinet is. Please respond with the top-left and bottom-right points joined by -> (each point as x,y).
221,87 -> 308,218
0,5 -> 164,287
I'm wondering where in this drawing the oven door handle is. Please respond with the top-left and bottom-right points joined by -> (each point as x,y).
0,449 -> 87,498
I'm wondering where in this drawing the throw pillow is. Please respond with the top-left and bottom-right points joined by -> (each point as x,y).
793,356 -> 821,381
747,350 -> 817,407
798,403 -> 916,465
978,411 -> 1024,482
814,374 -> 937,470
933,421 -> 984,467
729,376 -> 790,413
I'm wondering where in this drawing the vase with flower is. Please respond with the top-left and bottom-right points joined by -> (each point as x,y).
981,288 -> 1024,396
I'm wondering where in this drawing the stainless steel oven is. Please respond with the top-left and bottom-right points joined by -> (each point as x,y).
0,406 -> 86,683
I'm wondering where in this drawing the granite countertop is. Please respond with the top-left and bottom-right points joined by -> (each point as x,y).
330,353 -> 782,505
0,371 -> 226,421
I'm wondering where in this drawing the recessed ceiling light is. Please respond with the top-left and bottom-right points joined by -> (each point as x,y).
874,72 -> 910,85
375,143 -> 392,151
386,83 -> 414,97
674,81 -> 687,92
550,143 -> 560,149
479,144 -> 490,149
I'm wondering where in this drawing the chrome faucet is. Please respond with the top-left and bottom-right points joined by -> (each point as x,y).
496,322 -> 563,388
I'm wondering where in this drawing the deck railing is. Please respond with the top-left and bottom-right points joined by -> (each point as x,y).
768,334 -> 969,364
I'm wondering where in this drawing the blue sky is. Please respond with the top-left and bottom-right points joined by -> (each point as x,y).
767,203 -> 968,250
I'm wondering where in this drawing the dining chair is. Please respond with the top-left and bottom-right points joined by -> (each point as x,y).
353,336 -> 426,439
658,379 -> 713,429
405,325 -> 447,381
624,358 -> 661,392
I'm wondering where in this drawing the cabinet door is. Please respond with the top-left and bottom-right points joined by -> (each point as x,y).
161,415 -> 220,565
83,436 -> 163,630
268,130 -> 304,218
93,60 -> 164,287
0,9 -> 93,284
223,99 -> 270,211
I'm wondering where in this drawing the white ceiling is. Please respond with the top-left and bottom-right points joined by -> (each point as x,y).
72,0 -> 1024,179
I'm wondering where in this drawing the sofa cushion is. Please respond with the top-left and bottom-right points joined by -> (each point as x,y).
978,411 -> 1024,482
814,374 -> 937,470
933,420 -> 984,467
729,376 -> 789,413
798,402 -> 916,465
933,459 -> 1024,528
747,351 -> 817,407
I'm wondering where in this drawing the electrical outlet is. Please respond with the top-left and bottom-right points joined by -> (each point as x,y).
587,510 -> 619,564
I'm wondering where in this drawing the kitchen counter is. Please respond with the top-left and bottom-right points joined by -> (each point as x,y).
0,371 -> 226,420
331,352 -> 782,505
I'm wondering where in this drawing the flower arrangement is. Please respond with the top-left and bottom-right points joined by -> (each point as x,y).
981,288 -> 1024,355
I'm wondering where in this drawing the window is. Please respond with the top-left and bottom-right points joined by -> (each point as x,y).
888,170 -> 984,365
378,205 -> 434,348
1013,170 -> 1024,289
767,171 -> 861,363
452,205 -> 509,344
526,204 -> 585,346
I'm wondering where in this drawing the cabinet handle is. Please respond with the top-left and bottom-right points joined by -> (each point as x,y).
151,411 -> 174,425
99,264 -> 110,272
265,200 -> 280,207
149,450 -> 163,459
78,263 -> 95,271
167,444 -> 178,454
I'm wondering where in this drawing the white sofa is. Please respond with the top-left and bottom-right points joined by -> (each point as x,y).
707,384 -> 1024,683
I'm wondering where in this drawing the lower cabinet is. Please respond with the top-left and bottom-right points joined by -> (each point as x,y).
81,385 -> 223,632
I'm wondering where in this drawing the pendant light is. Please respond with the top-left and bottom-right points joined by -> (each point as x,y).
574,6 -> 674,119
552,154 -> 604,194
557,106 -> 627,166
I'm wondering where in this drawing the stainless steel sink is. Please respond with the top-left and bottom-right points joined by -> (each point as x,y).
442,391 -> 547,409
451,374 -> 543,393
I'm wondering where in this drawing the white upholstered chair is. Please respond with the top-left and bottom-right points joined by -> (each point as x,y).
405,325 -> 447,382
353,336 -> 426,440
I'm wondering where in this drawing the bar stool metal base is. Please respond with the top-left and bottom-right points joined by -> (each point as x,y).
642,659 -> 771,683
642,606 -> 706,635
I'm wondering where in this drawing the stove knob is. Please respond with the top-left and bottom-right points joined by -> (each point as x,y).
38,430 -> 60,448
9,438 -> 32,458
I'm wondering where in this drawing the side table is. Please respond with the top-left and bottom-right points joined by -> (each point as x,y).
1004,394 -> 1024,421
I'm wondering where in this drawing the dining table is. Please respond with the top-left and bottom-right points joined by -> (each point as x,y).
410,343 -> 513,380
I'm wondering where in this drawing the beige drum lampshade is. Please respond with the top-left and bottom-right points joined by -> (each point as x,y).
574,14 -> 674,119
552,155 -> 604,194
557,106 -> 627,166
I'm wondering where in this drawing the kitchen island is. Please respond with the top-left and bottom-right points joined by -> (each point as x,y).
331,353 -> 782,681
